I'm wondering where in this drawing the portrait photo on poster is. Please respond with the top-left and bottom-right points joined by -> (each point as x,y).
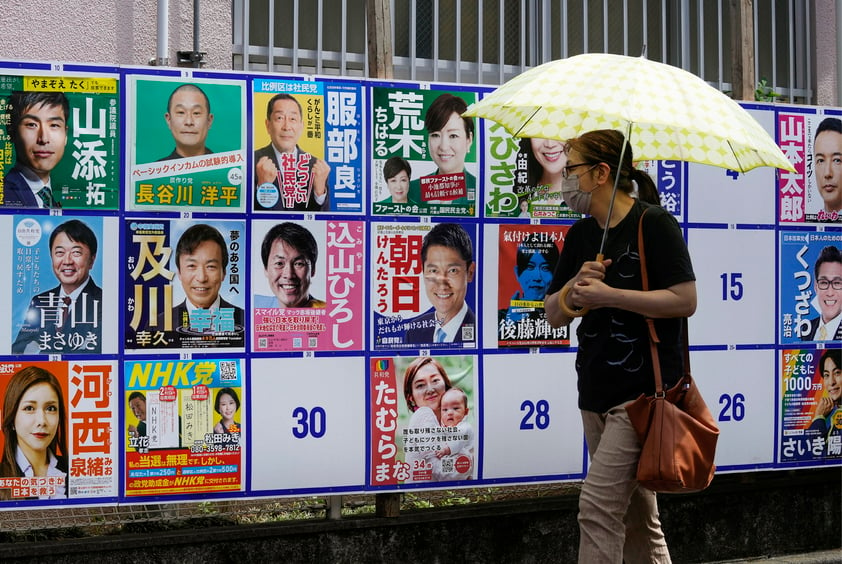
0,75 -> 120,210
126,76 -> 247,212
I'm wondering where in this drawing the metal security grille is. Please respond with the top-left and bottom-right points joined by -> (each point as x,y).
233,0 -> 814,103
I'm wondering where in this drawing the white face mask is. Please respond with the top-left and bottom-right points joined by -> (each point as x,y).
561,175 -> 592,215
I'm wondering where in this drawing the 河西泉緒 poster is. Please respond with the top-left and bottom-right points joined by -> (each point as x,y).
778,109 -> 842,224
779,230 -> 842,343
252,78 -> 364,213
251,219 -> 365,352
779,349 -> 842,462
126,76 -> 247,212
124,219 -> 246,352
6,215 -> 118,355
0,360 -> 118,502
0,73 -> 120,210
124,359 -> 244,496
370,355 -> 477,486
497,224 -> 569,347
371,221 -> 478,350
371,86 -> 479,217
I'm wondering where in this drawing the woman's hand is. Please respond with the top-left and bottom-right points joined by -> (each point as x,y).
568,259 -> 614,310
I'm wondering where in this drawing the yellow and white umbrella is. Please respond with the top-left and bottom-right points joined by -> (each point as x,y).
464,53 -> 795,173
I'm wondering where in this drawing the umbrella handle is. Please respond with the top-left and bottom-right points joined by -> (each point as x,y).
557,253 -> 604,318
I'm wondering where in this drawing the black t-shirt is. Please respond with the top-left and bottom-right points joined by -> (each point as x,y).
547,200 -> 696,413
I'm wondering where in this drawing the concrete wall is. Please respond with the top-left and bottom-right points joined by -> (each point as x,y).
0,0 -> 232,69
814,0 -> 840,106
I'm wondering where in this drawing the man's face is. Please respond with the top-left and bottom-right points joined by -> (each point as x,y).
265,98 -> 303,153
822,356 -> 842,404
51,232 -> 95,294
130,397 -> 146,422
814,130 -> 842,212
815,260 -> 842,323
422,244 -> 475,323
428,112 -> 472,175
15,102 -> 67,182
165,88 -> 213,157
177,240 -> 225,309
517,252 -> 553,301
264,238 -> 313,308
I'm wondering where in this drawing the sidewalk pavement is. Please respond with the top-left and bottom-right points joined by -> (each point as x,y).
706,549 -> 842,563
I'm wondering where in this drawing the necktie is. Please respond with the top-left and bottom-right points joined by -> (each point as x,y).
37,185 -> 58,209
435,327 -> 447,343
61,296 -> 72,327
818,325 -> 828,341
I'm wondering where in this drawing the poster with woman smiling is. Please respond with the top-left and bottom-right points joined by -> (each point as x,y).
370,85 -> 479,217
369,355 -> 477,486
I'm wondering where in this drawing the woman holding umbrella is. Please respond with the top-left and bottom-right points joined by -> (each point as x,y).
545,129 -> 697,563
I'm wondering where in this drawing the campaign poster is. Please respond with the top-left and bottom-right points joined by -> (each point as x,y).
637,160 -> 686,220
124,359 -> 244,496
5,215 -> 119,355
251,219 -> 365,352
252,78 -> 364,213
497,224 -> 569,347
125,76 -> 247,212
369,355 -> 477,486
124,219 -> 246,352
779,349 -> 842,463
483,121 -> 578,220
371,221 -> 478,350
0,360 -> 118,502
778,108 -> 842,224
371,86 -> 479,217
779,230 -> 842,344
0,72 -> 120,210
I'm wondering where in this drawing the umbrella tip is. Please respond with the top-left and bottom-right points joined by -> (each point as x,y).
640,45 -> 647,59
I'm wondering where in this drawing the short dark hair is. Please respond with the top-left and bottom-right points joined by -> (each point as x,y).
261,222 -> 318,269
383,156 -> 411,181
167,83 -> 211,114
265,93 -> 302,120
815,117 -> 842,140
128,391 -> 146,403
175,224 -> 228,271
421,223 -> 473,266
424,93 -> 474,139
214,387 -> 241,414
814,245 -> 842,279
50,219 -> 98,257
820,349 -> 841,373
9,91 -> 69,143
515,233 -> 559,276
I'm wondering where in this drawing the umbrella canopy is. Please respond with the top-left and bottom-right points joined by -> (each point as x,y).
463,53 -> 795,173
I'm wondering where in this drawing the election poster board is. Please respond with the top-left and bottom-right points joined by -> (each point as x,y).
1,214 -> 119,355
123,219 -> 246,353
0,58 -> 838,508
124,359 -> 244,496
370,221 -> 479,351
0,360 -> 118,502
370,85 -> 480,217
252,77 -> 365,213
369,355 -> 477,487
250,219 -> 365,353
0,72 -> 120,210
125,76 -> 247,213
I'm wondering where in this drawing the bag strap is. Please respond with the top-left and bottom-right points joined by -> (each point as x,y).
637,206 -> 691,395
